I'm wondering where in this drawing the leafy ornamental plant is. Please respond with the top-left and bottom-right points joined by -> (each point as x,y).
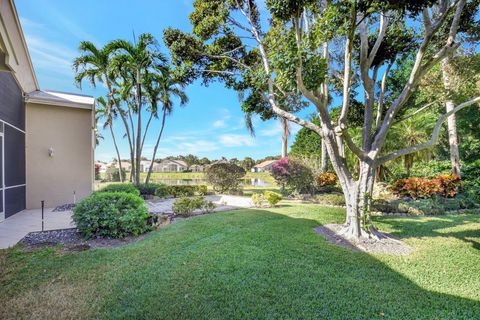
271,158 -> 314,194
164,0 -> 480,240
391,174 -> 461,199
205,163 -> 246,193
73,192 -> 150,239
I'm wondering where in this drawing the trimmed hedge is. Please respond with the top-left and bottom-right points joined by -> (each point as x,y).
73,192 -> 149,239
98,183 -> 140,196
136,183 -> 167,196
155,185 -> 208,198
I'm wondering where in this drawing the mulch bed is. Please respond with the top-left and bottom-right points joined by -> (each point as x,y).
52,203 -> 76,212
19,228 -> 149,252
315,224 -> 413,255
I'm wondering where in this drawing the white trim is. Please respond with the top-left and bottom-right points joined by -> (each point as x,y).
4,184 -> 25,190
0,119 -> 25,134
26,97 -> 93,110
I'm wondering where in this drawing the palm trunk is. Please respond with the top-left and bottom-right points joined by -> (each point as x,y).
145,109 -> 167,184
280,118 -> 289,158
135,72 -> 142,185
441,57 -> 461,177
109,125 -> 124,182
320,139 -> 328,173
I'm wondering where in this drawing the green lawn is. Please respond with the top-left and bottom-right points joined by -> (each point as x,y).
1,203 -> 479,319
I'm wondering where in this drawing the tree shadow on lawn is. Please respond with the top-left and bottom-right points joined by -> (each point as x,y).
1,208 -> 479,319
93,208 -> 480,319
377,214 -> 480,250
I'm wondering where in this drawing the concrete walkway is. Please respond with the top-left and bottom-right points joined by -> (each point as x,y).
0,208 -> 73,249
147,195 -> 254,214
0,195 -> 253,249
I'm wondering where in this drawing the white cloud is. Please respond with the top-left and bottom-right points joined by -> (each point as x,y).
213,119 -> 227,128
219,134 -> 255,147
259,123 -> 282,137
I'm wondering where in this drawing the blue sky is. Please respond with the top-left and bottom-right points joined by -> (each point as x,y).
16,0 -> 307,162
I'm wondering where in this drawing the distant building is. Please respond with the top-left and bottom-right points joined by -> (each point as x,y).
251,160 -> 278,173
157,159 -> 188,172
189,164 -> 204,172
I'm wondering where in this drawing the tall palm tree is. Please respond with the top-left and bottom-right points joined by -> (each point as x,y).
73,41 -> 126,182
280,117 -> 290,158
96,97 -> 124,181
107,33 -> 167,185
144,69 -> 189,184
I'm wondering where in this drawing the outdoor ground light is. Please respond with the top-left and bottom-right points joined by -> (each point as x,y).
48,147 -> 54,157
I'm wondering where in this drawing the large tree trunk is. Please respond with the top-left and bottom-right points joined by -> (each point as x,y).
145,109 -> 167,184
441,57 -> 461,177
339,160 -> 376,240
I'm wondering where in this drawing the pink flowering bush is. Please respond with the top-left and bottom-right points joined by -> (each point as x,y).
271,157 -> 314,194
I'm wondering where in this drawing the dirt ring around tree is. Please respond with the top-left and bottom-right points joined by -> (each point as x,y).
315,224 -> 413,255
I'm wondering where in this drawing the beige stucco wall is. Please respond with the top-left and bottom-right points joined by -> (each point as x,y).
26,103 -> 94,209
0,0 -> 38,92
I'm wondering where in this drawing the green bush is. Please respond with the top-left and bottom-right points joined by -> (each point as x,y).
263,191 -> 282,207
98,183 -> 140,196
195,185 -> 208,196
373,196 -> 478,215
136,183 -> 167,196
73,192 -> 149,239
172,197 -> 216,216
206,163 -> 246,193
155,184 -> 170,198
313,193 -> 346,206
105,167 -> 126,182
251,193 -> 264,207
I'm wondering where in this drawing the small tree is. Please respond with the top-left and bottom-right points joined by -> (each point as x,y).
205,163 -> 246,193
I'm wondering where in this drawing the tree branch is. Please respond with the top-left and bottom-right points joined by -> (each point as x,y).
377,96 -> 480,164
368,12 -> 388,67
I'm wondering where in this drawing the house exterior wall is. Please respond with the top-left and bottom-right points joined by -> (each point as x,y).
25,102 -> 94,209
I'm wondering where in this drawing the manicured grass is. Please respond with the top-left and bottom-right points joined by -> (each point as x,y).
1,204 -> 479,319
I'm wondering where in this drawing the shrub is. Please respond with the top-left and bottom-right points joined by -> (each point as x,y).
263,191 -> 282,207
391,174 -> 461,199
436,174 -> 461,198
195,185 -> 208,196
95,164 -> 101,180
313,193 -> 346,206
206,163 -> 246,193
172,197 -> 216,216
136,183 -> 167,196
373,196 -> 478,215
73,192 -> 149,239
251,193 -> 264,207
98,183 -> 140,196
316,172 -> 337,187
155,184 -> 170,198
271,158 -> 314,194
105,167 -> 126,182
251,191 -> 283,207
